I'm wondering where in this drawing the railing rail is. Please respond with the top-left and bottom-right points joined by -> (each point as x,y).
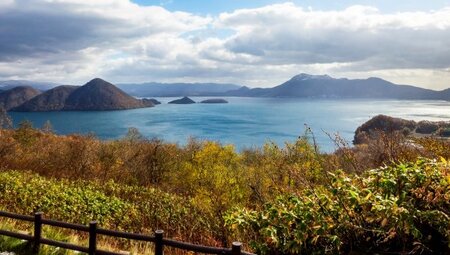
0,210 -> 255,255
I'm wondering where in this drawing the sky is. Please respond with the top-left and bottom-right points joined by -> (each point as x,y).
0,0 -> 449,89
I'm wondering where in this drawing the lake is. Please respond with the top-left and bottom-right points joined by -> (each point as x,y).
8,97 -> 450,152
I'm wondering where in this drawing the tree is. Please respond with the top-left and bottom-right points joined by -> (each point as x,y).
0,106 -> 13,129
41,120 -> 54,133
14,120 -> 36,146
124,127 -> 145,142
18,119 -> 33,130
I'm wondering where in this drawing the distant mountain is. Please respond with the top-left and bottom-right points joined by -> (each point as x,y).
117,82 -> 241,97
3,75 -> 449,102
0,86 -> 41,110
225,73 -> 449,100
168,96 -> 196,104
0,80 -> 59,91
63,78 -> 154,111
13,85 -> 78,112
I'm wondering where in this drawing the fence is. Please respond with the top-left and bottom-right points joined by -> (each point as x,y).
0,210 -> 255,255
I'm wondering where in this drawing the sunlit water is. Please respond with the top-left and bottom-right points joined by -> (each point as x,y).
8,97 -> 450,152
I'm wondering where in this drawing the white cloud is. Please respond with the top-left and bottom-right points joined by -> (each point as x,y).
0,0 -> 14,8
0,1 -> 449,89
218,3 -> 450,68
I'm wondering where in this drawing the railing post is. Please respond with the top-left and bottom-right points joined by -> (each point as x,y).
33,212 -> 43,254
232,241 -> 242,255
89,221 -> 97,255
154,230 -> 164,255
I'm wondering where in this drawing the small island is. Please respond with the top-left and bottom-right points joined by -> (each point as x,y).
143,98 -> 161,105
168,96 -> 196,104
200,98 -> 228,104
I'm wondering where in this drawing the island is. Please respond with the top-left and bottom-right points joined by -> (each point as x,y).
200,98 -> 228,104
3,78 -> 158,112
168,96 -> 196,104
143,98 -> 161,105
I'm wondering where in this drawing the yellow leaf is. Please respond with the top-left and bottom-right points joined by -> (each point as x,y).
381,218 -> 388,227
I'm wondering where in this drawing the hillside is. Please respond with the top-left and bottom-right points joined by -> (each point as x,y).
225,74 -> 449,100
63,78 -> 154,111
0,86 -> 41,110
354,114 -> 450,144
0,125 -> 448,254
118,82 -> 241,97
12,85 -> 78,112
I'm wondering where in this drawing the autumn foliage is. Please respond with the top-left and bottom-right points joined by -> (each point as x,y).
0,122 -> 449,254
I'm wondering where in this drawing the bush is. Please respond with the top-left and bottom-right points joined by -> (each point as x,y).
416,121 -> 439,134
225,159 -> 450,254
0,126 -> 449,251
438,127 -> 450,137
0,171 -> 210,244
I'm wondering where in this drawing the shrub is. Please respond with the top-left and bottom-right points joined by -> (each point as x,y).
0,171 -> 133,227
438,127 -> 450,137
225,159 -> 450,254
0,171 -> 210,244
416,121 -> 439,134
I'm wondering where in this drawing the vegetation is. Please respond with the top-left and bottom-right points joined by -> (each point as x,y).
226,159 -> 449,254
0,120 -> 449,254
0,107 -> 12,129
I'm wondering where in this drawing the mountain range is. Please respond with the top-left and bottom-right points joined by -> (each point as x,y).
0,74 -> 449,112
224,74 -> 450,100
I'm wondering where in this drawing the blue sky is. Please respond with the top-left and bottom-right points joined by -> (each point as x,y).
0,0 -> 449,89
132,0 -> 450,14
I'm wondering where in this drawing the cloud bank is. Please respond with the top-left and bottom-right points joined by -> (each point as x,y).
0,0 -> 449,89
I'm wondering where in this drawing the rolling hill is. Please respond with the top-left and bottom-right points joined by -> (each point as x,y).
13,85 -> 78,111
0,86 -> 41,110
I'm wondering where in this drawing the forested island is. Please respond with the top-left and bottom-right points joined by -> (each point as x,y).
0,113 -> 448,254
0,78 -> 156,111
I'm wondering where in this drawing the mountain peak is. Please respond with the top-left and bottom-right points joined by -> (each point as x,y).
85,78 -> 111,86
63,78 -> 154,110
291,73 -> 333,81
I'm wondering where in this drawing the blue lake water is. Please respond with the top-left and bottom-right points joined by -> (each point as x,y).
8,97 -> 450,152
